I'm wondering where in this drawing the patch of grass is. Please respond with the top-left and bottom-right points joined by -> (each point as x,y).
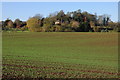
2,32 -> 118,78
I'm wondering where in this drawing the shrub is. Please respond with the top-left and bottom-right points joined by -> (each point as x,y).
54,25 -> 63,32
26,17 -> 41,32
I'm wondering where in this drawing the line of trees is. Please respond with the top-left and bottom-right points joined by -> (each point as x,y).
1,9 -> 120,32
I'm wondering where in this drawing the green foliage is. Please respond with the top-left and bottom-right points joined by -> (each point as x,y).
57,10 -> 65,23
42,17 -> 56,32
14,19 -> 22,28
64,28 -> 73,32
42,24 -> 51,32
20,26 -> 28,31
53,25 -> 63,32
6,20 -> 14,28
4,19 -> 11,27
26,17 -> 41,32
79,22 -> 91,32
2,9 -> 118,32
113,23 -> 120,32
70,21 -> 80,31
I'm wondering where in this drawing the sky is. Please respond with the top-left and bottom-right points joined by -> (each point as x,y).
2,2 -> 118,22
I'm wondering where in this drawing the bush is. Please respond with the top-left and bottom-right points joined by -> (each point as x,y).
20,26 -> 28,31
53,25 -> 63,32
42,24 -> 51,32
26,17 -> 41,32
79,22 -> 91,32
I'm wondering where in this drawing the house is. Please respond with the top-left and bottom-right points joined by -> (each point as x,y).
55,20 -> 61,25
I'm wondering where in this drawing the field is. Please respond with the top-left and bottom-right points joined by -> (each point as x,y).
2,32 -> 118,79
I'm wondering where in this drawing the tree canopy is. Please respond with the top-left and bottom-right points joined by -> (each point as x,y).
1,9 -> 119,32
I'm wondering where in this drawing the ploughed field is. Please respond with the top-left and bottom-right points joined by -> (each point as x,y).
2,32 -> 118,78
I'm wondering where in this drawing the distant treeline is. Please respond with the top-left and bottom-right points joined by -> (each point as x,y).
1,9 -> 120,32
